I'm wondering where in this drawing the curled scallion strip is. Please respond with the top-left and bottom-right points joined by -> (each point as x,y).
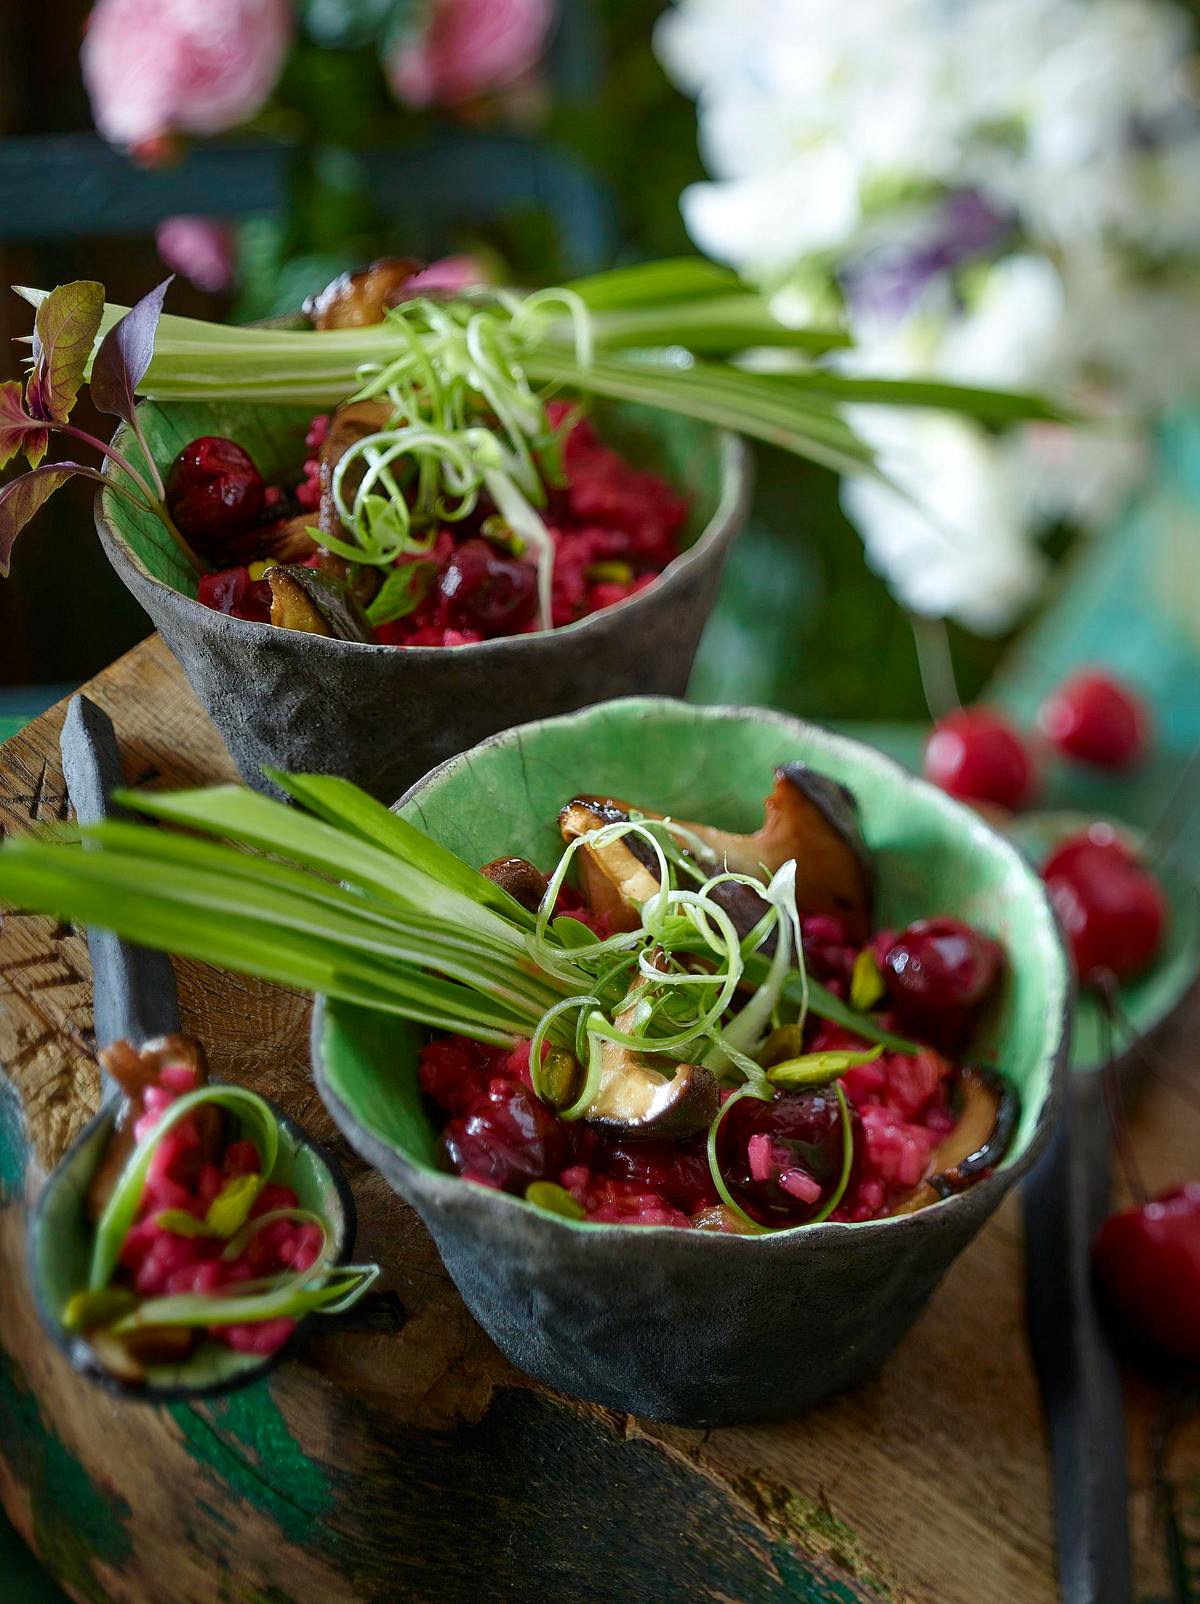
89,1086 -> 279,1292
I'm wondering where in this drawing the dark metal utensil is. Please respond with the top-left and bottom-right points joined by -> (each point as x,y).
60,694 -> 181,1051
1024,1072 -> 1133,1604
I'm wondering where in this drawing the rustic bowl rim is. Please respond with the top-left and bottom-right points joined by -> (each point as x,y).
312,696 -> 1072,1253
95,407 -> 752,657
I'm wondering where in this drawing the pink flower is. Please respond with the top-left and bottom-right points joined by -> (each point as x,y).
407,255 -> 490,293
387,0 -> 555,109
156,216 -> 238,294
82,0 -> 292,150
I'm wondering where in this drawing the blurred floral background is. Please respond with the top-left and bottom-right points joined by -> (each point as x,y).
1,0 -> 1198,724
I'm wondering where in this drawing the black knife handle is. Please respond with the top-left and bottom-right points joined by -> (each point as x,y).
59,695 -> 180,1067
1024,1072 -> 1132,1604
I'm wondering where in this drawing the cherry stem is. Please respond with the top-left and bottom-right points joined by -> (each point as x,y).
909,613 -> 961,724
1094,972 -> 1149,1206
1143,735 -> 1200,873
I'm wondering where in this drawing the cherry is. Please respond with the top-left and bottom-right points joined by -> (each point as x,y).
716,1087 -> 858,1227
924,707 -> 1036,810
1037,669 -> 1150,770
882,917 -> 1002,1048
441,1077 -> 569,1193
1042,826 -> 1165,983
418,1036 -> 504,1115
437,538 -> 539,638
1092,1182 -> 1200,1366
197,566 -> 272,625
595,1136 -> 718,1213
167,436 -> 264,560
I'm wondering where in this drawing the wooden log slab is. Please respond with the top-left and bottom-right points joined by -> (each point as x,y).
0,634 -> 1194,1603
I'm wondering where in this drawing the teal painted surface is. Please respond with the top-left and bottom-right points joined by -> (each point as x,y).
0,1347 -> 130,1603
171,1390 -> 333,1546
0,684 -> 75,746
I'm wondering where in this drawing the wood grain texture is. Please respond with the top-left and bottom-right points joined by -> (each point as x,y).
1,633 -> 1187,1603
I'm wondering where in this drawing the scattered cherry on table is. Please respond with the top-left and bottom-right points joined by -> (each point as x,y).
1092,1182 -> 1200,1366
924,707 -> 1036,811
1041,825 -> 1165,984
1037,669 -> 1150,770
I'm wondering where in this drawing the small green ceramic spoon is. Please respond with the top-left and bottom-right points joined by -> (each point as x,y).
28,694 -> 362,1402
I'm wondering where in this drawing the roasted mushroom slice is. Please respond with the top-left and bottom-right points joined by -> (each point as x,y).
480,856 -> 550,913
304,257 -> 425,330
560,766 -> 874,942
671,763 -> 873,943
583,1002 -> 719,1140
318,398 -> 396,544
559,799 -> 662,932
265,565 -> 375,642
894,1065 -> 1019,1214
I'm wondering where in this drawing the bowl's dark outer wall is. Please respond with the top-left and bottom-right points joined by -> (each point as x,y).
96,402 -> 751,802
312,699 -> 1071,1427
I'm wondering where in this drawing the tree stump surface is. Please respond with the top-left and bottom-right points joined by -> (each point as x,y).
0,634 -> 1193,1604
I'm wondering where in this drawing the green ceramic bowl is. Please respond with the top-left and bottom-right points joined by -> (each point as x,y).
95,401 -> 750,802
1006,811 -> 1200,1073
313,698 -> 1070,1426
29,1090 -> 356,1402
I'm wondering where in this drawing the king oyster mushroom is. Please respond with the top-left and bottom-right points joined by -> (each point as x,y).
558,764 -> 874,943
264,565 -> 375,643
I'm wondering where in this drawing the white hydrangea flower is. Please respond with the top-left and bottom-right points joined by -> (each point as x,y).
842,410 -> 1049,634
656,0 -> 1200,631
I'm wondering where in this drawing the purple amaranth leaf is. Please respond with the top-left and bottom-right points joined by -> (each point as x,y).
0,464 -> 97,578
90,277 -> 173,428
26,281 -> 105,426
0,380 -> 49,471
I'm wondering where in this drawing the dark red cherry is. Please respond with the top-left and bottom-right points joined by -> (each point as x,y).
1042,826 -> 1165,983
596,1136 -> 718,1213
197,566 -> 272,624
1092,1182 -> 1200,1365
167,436 -> 264,560
441,1077 -> 568,1193
1037,670 -> 1150,770
437,538 -> 538,637
882,917 -> 1003,1047
924,707 -> 1036,810
716,1087 -> 858,1226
